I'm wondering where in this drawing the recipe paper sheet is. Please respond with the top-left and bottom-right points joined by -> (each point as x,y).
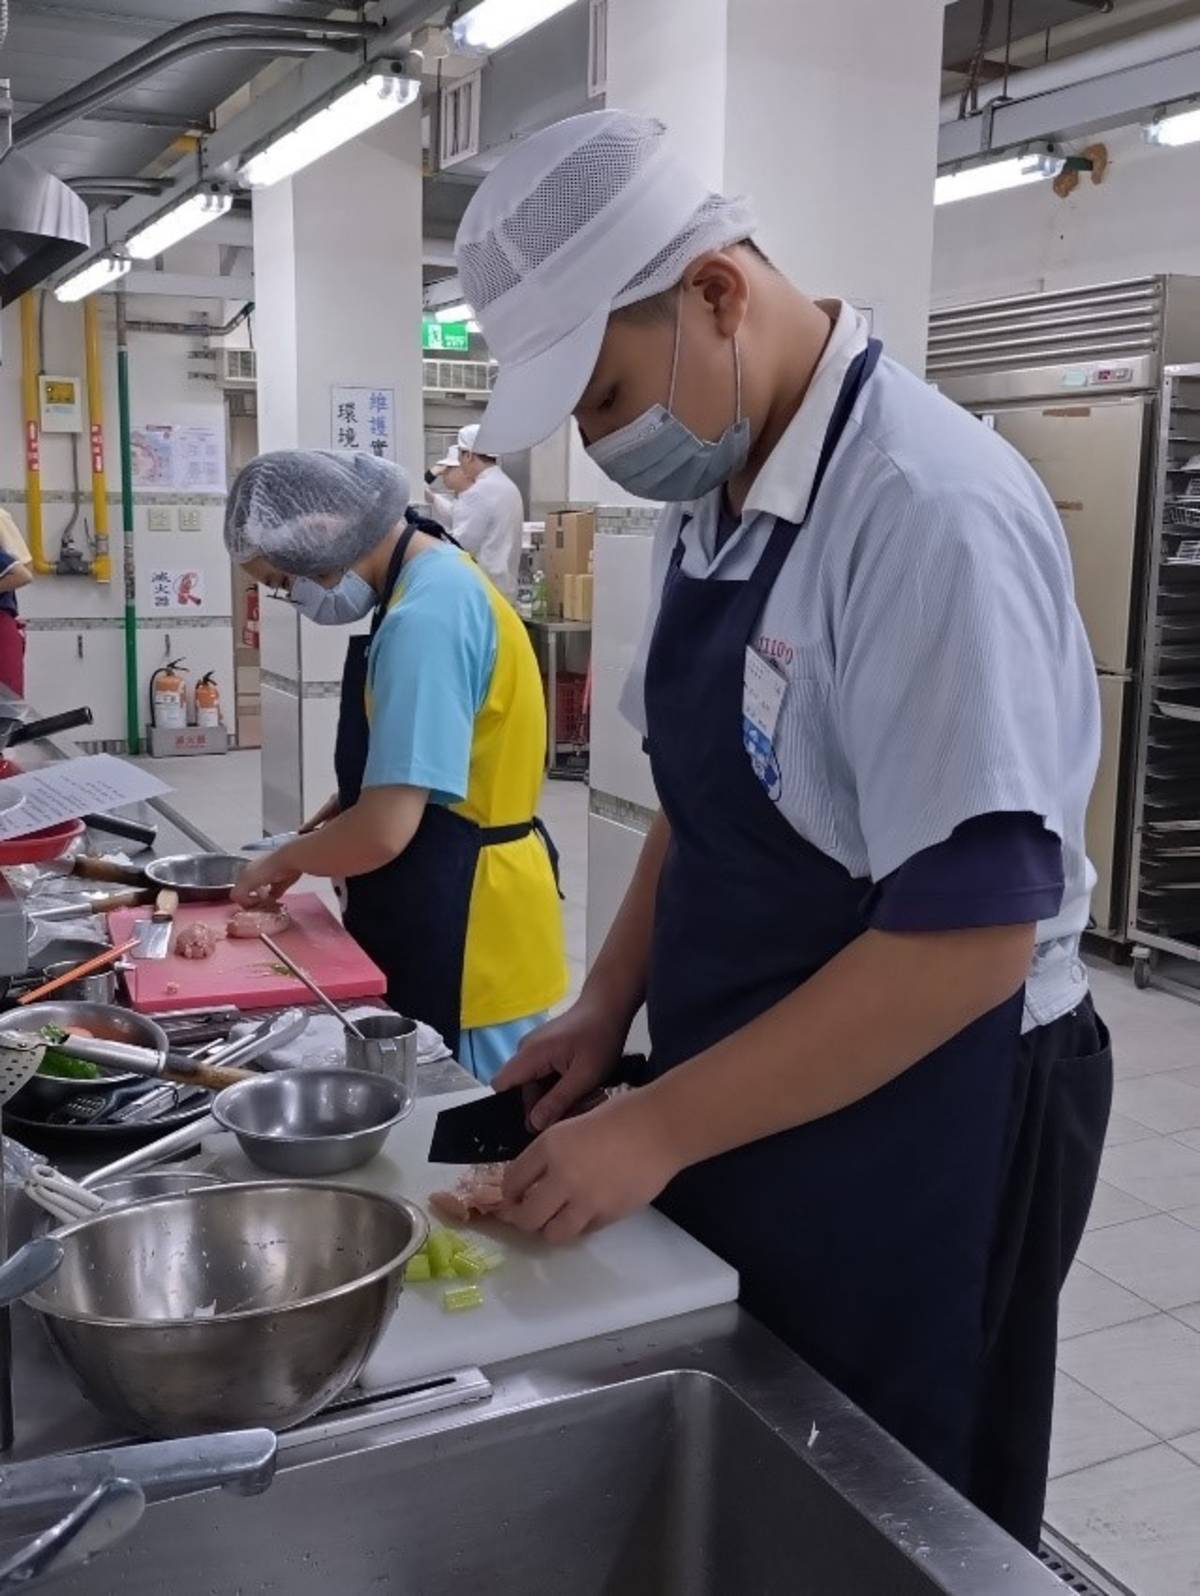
0,756 -> 170,841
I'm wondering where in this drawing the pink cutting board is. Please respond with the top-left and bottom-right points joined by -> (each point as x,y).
108,892 -> 387,1014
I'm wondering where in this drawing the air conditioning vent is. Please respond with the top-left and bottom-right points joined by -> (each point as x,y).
440,70 -> 481,168
220,347 -> 257,387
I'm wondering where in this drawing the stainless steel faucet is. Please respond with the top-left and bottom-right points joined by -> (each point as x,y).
0,1429 -> 278,1592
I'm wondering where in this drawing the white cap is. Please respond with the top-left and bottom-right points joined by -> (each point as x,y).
456,109 -> 755,455
457,423 -> 481,454
434,444 -> 460,470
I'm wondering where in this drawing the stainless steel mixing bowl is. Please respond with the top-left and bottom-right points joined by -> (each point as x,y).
211,1068 -> 410,1176
26,1181 -> 427,1437
143,852 -> 245,901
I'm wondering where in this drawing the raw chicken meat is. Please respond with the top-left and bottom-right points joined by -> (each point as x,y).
227,905 -> 292,940
175,922 -> 218,960
429,1164 -> 507,1224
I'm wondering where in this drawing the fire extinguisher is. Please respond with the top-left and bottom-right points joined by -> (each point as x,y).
195,671 -> 222,729
149,659 -> 188,730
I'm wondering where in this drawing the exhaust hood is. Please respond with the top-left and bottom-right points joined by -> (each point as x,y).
0,149 -> 90,307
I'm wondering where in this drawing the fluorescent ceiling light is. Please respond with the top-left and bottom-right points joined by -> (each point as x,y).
434,302 -> 471,323
934,151 -> 1063,206
1146,106 -> 1200,148
240,70 -> 419,189
125,188 -> 233,261
54,253 -> 130,303
453,0 -> 575,52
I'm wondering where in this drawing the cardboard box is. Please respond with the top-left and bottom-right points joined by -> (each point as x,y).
545,509 -> 594,617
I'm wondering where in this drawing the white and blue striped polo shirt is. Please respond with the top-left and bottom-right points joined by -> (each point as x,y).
620,302 -> 1100,1032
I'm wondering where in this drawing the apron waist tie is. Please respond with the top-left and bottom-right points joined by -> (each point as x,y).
477,817 -> 563,899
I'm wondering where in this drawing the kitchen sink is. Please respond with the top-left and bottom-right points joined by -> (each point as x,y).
24,1365 -> 1051,1595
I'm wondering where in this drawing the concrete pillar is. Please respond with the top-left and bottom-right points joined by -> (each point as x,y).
251,107 -> 423,833
585,0 -> 944,984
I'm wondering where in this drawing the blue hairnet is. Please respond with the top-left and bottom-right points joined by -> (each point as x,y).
224,450 -> 410,577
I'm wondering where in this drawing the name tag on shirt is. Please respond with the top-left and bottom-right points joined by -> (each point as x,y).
743,647 -> 786,800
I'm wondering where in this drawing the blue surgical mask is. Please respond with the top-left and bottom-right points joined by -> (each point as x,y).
587,303 -> 750,501
289,570 -> 376,626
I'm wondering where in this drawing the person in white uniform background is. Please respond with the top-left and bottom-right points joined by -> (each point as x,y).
426,423 -> 524,600
458,108 -> 1113,1552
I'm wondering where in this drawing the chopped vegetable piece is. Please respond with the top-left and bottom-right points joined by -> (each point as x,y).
427,1229 -> 457,1280
452,1251 -> 485,1280
442,1284 -> 485,1313
449,1233 -> 473,1257
405,1254 -> 431,1283
38,1053 -> 101,1080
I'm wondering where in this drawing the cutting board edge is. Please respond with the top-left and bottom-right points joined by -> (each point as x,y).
357,1267 -> 741,1390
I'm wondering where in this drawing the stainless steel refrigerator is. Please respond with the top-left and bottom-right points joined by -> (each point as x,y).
927,276 -> 1200,947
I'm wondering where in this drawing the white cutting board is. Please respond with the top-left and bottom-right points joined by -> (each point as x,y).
206,1089 -> 739,1386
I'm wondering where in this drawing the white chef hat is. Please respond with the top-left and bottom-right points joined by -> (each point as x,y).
456,108 -> 755,455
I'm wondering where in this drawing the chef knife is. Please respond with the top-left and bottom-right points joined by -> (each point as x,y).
428,1054 -> 650,1164
131,888 -> 178,960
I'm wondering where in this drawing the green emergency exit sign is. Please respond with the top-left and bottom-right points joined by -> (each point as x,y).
423,318 -> 471,352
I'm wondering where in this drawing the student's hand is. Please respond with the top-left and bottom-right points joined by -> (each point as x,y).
233,849 -> 301,907
300,794 -> 340,834
499,1091 -> 681,1244
493,992 -> 628,1131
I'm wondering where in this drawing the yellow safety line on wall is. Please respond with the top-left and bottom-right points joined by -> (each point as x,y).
83,297 -> 112,583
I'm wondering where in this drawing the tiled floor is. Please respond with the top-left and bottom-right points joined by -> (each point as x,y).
135,751 -> 1200,1591
1049,959 -> 1200,1595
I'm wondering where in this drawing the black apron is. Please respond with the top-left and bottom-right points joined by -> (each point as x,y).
642,339 -> 1111,1549
334,531 -> 559,1057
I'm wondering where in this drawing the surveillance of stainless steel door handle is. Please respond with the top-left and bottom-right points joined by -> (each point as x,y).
0,1478 -> 146,1593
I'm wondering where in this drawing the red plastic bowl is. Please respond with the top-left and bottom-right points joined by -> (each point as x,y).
0,816 -> 85,866
0,756 -> 86,865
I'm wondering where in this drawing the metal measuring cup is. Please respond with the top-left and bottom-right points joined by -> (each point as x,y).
343,1014 -> 418,1118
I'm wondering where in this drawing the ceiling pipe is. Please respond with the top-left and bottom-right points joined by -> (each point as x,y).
939,13 -> 1200,122
13,12 -> 377,148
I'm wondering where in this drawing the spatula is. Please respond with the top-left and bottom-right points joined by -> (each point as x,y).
131,888 -> 177,960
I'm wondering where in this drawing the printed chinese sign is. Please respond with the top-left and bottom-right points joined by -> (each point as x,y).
149,568 -> 205,610
331,386 -> 395,461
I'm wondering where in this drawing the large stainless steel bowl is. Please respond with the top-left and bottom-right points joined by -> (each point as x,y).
211,1068 -> 410,1176
2,1001 -> 168,1113
28,1181 -> 427,1437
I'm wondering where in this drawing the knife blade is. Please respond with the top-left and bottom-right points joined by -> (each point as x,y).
131,888 -> 178,960
428,1055 -> 650,1164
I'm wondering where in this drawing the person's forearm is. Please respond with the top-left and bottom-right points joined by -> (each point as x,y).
642,922 -> 1035,1166
271,789 -> 426,879
0,566 -> 31,594
425,491 -> 452,529
582,811 -> 670,1024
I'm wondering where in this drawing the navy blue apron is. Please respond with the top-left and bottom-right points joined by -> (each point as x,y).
642,339 -> 1110,1548
334,530 -> 559,1057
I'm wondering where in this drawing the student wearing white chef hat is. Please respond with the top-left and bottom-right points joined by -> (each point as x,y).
465,107 -> 1111,1551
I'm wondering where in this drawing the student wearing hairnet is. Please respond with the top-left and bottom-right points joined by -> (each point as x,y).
225,450 -> 566,1079
463,110 -> 1112,1548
